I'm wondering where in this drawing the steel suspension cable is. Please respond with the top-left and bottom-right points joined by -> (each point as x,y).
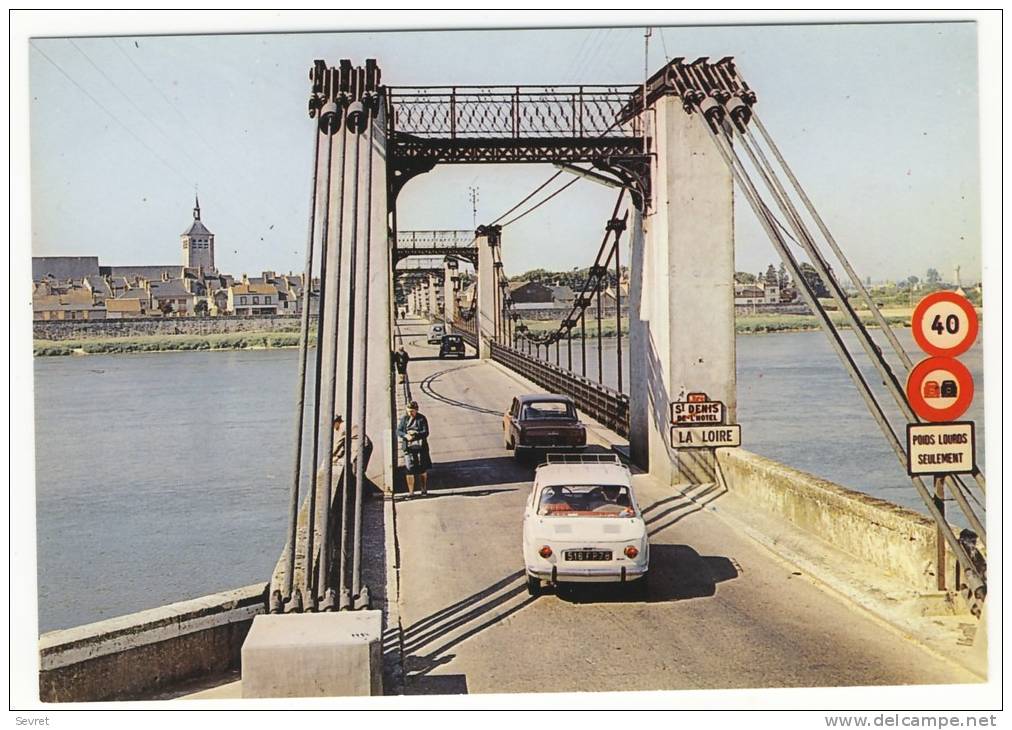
735,124 -> 986,535
501,176 -> 582,228
490,171 -> 565,225
750,115 -> 987,497
702,114 -> 985,596
317,121 -> 352,611
280,125 -> 321,612
351,113 -> 375,606
303,125 -> 338,609
615,235 -> 624,393
338,125 -> 363,610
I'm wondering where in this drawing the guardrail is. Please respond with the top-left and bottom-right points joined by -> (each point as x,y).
490,341 -> 629,437
450,317 -> 478,349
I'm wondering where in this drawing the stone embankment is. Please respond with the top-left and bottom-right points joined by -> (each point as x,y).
34,315 -> 313,341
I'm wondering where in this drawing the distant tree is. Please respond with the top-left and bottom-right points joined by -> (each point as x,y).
734,272 -> 757,285
925,268 -> 942,285
778,262 -> 790,289
906,275 -> 920,289
158,300 -> 174,315
194,299 -> 209,316
798,262 -> 830,298
764,264 -> 778,286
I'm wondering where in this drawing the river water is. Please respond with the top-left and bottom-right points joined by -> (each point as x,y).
33,329 -> 985,631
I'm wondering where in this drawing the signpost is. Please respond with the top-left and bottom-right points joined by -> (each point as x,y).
669,392 -> 740,449
670,424 -> 741,449
907,293 -> 979,591
670,392 -> 726,425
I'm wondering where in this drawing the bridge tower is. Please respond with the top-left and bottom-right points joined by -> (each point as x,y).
428,274 -> 441,317
474,225 -> 500,360
313,62 -> 396,495
629,95 -> 735,485
443,258 -> 458,325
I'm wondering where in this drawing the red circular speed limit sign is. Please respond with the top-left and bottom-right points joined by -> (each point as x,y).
906,356 -> 974,422
911,291 -> 979,357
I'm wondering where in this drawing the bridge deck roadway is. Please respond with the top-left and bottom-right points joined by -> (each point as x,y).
390,318 -> 976,696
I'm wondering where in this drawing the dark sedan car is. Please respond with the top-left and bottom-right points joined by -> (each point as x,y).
503,394 -> 587,458
439,334 -> 466,359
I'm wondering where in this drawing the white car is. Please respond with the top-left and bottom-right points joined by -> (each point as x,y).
427,323 -> 445,344
522,453 -> 649,596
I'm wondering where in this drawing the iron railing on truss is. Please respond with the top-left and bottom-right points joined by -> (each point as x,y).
395,229 -> 478,264
388,85 -> 643,140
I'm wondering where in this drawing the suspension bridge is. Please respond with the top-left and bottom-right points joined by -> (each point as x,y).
39,55 -> 987,701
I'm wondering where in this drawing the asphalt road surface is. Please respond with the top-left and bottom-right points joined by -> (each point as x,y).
391,319 -> 976,696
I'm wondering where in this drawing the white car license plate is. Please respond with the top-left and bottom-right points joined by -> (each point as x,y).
565,550 -> 612,561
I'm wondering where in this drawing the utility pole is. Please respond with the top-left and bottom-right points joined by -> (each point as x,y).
468,186 -> 479,230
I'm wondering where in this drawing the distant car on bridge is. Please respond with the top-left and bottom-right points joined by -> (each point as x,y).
438,334 -> 466,358
427,323 -> 446,344
503,394 -> 586,458
522,453 -> 648,597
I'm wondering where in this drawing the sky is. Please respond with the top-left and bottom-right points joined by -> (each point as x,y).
26,20 -> 982,284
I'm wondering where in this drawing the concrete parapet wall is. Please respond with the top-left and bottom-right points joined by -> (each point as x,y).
716,448 -> 939,593
39,583 -> 267,702
34,314 -> 309,341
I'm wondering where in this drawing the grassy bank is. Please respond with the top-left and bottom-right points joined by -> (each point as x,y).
34,331 -> 315,357
33,307 -> 980,356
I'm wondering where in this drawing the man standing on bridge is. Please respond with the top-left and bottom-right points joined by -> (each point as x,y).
398,400 -> 431,498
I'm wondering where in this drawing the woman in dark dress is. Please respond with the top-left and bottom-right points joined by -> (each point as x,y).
397,400 -> 431,498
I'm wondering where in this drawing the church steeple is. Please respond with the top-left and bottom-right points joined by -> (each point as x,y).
183,192 -> 214,273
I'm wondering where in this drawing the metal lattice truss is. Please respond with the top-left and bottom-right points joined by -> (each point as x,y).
394,230 -> 477,264
385,85 -> 650,205
394,256 -> 451,277
388,86 -> 642,139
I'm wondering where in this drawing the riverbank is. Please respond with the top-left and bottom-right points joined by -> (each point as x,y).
34,331 -> 314,357
32,307 -> 980,356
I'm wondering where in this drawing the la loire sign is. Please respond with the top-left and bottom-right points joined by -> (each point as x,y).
906,422 -> 975,476
669,392 -> 740,448
671,424 -> 741,449
670,392 -> 726,425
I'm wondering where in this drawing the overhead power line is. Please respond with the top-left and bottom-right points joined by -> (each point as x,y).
30,43 -> 191,184
112,38 -> 220,159
69,39 -> 208,178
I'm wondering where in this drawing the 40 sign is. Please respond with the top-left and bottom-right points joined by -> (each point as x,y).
911,291 -> 979,357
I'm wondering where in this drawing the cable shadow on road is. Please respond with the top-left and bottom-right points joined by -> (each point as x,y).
398,570 -> 536,692
419,367 -> 504,417
418,455 -> 532,490
639,493 -> 685,517
555,544 -> 740,605
646,482 -> 727,537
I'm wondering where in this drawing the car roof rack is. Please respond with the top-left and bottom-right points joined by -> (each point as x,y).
543,453 -> 622,465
